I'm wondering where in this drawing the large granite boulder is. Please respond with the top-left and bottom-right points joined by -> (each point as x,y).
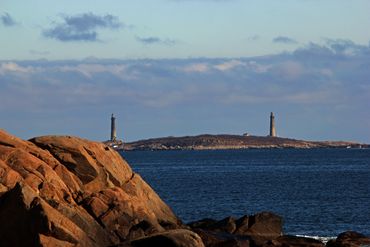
0,129 -> 182,246
326,231 -> 370,247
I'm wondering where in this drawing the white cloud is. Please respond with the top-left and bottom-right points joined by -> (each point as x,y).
247,61 -> 270,73
1,40 -> 369,112
0,62 -> 35,74
58,63 -> 129,79
182,63 -> 209,73
214,60 -> 245,71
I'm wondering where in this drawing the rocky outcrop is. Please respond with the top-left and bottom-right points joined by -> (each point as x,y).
326,231 -> 370,247
0,129 -> 181,246
188,212 -> 283,247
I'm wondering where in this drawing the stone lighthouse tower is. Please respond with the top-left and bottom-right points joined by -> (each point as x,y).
110,114 -> 117,142
269,112 -> 277,137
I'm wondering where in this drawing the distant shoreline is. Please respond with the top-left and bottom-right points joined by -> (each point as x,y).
104,134 -> 369,151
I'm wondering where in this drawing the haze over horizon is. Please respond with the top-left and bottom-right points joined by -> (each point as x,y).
1,0 -> 370,143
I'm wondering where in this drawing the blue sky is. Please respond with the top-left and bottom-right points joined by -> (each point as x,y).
1,0 -> 370,142
2,0 -> 370,59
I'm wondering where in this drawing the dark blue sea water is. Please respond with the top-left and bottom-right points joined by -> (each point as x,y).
120,149 -> 370,238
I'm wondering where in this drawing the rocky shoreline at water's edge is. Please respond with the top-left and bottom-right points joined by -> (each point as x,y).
0,129 -> 369,247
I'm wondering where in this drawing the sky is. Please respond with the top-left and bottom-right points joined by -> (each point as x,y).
1,0 -> 370,143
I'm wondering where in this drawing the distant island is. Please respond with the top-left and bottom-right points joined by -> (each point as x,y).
106,134 -> 368,151
105,113 -> 368,151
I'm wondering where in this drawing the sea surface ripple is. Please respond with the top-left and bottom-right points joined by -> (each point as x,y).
122,148 -> 370,237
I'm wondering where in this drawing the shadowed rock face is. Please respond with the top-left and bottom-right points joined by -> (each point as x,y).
188,212 -> 283,247
326,231 -> 370,247
128,229 -> 205,247
0,129 -> 181,246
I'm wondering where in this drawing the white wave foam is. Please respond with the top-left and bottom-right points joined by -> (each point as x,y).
295,235 -> 336,244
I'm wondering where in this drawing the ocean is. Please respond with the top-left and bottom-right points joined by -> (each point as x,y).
120,148 -> 370,239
